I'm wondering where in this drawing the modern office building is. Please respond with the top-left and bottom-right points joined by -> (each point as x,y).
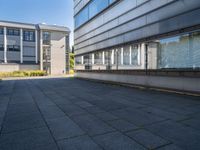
74,0 -> 200,93
0,20 -> 70,75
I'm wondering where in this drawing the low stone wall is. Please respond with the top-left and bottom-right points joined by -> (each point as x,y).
75,70 -> 200,94
0,64 -> 40,72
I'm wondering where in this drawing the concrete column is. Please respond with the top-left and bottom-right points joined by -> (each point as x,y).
129,46 -> 132,65
4,27 -> 7,63
111,49 -> 114,65
121,47 -> 123,65
20,29 -> 23,63
40,30 -> 43,70
92,53 -> 94,64
35,30 -> 38,63
141,43 -> 146,69
138,44 -> 141,65
102,51 -> 105,65
81,56 -> 84,64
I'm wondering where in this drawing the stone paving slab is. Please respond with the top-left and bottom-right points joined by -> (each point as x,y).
0,127 -> 56,150
108,119 -> 139,132
93,131 -> 146,150
58,135 -> 102,150
0,78 -> 200,150
46,116 -> 85,141
126,129 -> 170,149
71,114 -> 115,136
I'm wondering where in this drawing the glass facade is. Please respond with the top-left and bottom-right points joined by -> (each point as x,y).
158,31 -> 200,69
75,0 -> 117,28
75,31 -> 200,70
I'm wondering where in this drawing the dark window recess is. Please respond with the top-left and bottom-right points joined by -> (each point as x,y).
7,45 -> 20,51
7,28 -> 20,36
0,44 -> 4,51
0,28 -> 3,35
23,30 -> 35,42
43,32 -> 50,45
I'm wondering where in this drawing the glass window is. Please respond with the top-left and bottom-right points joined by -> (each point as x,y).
75,6 -> 89,28
0,44 -> 4,51
94,51 -> 103,64
104,50 -> 112,65
131,44 -> 140,66
7,45 -> 20,51
43,32 -> 50,45
158,31 -> 200,69
89,0 -> 109,19
158,34 -> 190,69
23,30 -> 35,42
75,56 -> 82,65
123,46 -> 130,65
0,28 -> 3,35
83,54 -> 92,65
13,29 -> 19,36
114,48 -> 121,65
7,28 -> 20,36
75,0 -> 115,28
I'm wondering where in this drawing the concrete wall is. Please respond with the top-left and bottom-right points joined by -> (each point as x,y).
74,0 -> 200,55
50,31 -> 66,75
0,64 -> 39,72
75,72 -> 200,93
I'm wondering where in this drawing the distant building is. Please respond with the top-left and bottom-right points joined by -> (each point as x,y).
74,0 -> 200,93
0,20 -> 70,75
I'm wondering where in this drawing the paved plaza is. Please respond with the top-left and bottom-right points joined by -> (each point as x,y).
0,77 -> 200,150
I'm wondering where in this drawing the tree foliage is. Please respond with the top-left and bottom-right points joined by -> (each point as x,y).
70,52 -> 75,69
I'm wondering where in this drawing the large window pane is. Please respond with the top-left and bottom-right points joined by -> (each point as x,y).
123,46 -> 130,65
189,32 -> 200,68
0,28 -> 3,34
94,51 -> 103,64
114,48 -> 121,65
75,6 -> 89,28
131,45 -> 140,66
43,32 -> 51,45
158,34 -> 190,69
104,50 -> 112,65
75,0 -> 115,28
83,54 -> 92,65
89,0 -> 109,19
75,56 -> 82,65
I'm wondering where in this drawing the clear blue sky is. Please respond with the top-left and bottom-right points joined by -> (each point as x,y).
0,0 -> 74,46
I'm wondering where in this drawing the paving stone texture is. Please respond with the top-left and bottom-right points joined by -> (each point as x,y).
0,78 -> 200,150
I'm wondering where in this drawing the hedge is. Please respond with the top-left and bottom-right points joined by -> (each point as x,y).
0,70 -> 46,78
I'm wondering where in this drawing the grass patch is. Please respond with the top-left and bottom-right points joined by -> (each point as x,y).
0,70 -> 46,78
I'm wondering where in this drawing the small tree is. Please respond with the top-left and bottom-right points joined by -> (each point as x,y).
70,53 -> 74,70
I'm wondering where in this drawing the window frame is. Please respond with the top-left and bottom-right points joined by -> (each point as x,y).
23,30 -> 35,42
7,28 -> 20,36
7,45 -> 20,52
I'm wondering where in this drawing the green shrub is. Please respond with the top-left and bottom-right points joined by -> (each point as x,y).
69,69 -> 74,75
0,70 -> 46,78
